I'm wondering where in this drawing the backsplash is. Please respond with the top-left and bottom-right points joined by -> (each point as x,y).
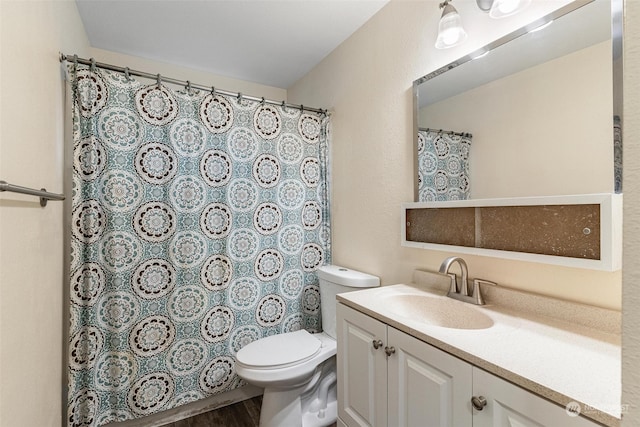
412,269 -> 621,336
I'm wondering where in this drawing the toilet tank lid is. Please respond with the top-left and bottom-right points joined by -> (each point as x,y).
317,265 -> 380,288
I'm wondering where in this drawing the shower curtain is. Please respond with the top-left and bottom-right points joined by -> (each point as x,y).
417,129 -> 471,201
67,63 -> 330,426
614,115 -> 622,193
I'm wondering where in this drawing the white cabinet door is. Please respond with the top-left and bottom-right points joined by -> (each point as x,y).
337,304 -> 388,427
472,368 -> 600,427
387,327 -> 473,427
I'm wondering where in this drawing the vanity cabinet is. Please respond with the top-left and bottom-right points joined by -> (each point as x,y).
337,303 -> 471,427
336,303 -> 599,427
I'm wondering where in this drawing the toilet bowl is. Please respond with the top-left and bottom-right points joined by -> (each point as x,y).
235,265 -> 379,427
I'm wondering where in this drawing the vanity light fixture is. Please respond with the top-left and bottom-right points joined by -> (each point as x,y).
476,0 -> 531,18
435,0 -> 467,49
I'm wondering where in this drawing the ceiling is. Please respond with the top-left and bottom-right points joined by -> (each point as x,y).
76,0 -> 389,89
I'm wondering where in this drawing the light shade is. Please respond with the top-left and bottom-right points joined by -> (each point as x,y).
435,3 -> 467,49
489,0 -> 531,18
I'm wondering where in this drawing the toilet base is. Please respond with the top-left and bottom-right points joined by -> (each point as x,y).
259,387 -> 337,427
259,387 -> 305,427
302,399 -> 337,427
258,357 -> 337,427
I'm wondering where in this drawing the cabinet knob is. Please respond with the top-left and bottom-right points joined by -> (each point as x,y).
384,346 -> 396,356
471,396 -> 487,411
372,339 -> 383,350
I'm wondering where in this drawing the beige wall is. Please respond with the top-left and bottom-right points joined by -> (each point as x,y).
0,1 -> 285,426
622,0 -> 640,422
87,48 -> 287,102
288,0 -> 621,311
0,1 -> 89,425
421,41 -> 613,198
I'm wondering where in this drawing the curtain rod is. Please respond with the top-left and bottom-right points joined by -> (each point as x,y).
419,127 -> 472,138
59,53 -> 327,115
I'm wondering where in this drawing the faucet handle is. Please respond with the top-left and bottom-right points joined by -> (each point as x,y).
445,273 -> 458,293
473,279 -> 496,287
471,279 -> 496,305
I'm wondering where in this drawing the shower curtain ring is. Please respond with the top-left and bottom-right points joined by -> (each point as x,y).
237,92 -> 243,101
211,86 -> 216,96
261,97 -> 265,105
281,100 -> 287,113
300,105 -> 304,113
156,74 -> 162,89
186,80 -> 192,94
124,67 -> 131,81
90,57 -> 96,72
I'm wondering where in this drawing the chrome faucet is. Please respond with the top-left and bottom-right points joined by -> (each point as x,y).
439,256 -> 469,296
438,256 -> 495,305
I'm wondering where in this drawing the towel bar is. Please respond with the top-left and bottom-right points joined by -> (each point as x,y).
0,180 -> 65,207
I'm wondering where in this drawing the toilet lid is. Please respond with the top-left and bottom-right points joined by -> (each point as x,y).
236,330 -> 321,369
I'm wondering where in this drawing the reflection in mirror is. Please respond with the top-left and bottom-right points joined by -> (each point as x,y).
417,129 -> 472,201
413,0 -> 621,202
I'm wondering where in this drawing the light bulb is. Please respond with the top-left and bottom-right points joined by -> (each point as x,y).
435,3 -> 467,49
489,0 -> 531,18
497,0 -> 519,14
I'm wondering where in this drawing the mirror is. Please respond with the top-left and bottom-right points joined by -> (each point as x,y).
414,0 -> 622,202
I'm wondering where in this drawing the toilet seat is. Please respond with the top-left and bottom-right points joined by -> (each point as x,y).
235,331 -> 336,390
236,330 -> 322,369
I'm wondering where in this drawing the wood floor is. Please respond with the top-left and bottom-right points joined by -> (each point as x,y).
160,396 -> 262,427
159,396 -> 337,427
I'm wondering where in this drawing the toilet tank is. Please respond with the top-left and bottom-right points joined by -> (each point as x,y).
317,265 -> 380,339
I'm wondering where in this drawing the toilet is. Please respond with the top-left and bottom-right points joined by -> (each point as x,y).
235,265 -> 380,427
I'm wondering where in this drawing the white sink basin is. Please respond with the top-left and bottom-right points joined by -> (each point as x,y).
386,294 -> 494,330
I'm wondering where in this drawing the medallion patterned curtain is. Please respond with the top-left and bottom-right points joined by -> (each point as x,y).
614,115 -> 622,193
67,64 -> 330,426
417,129 -> 471,201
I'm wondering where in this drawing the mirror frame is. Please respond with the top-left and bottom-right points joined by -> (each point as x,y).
412,0 -> 623,201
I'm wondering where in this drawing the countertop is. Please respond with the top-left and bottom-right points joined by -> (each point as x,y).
336,281 -> 621,426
